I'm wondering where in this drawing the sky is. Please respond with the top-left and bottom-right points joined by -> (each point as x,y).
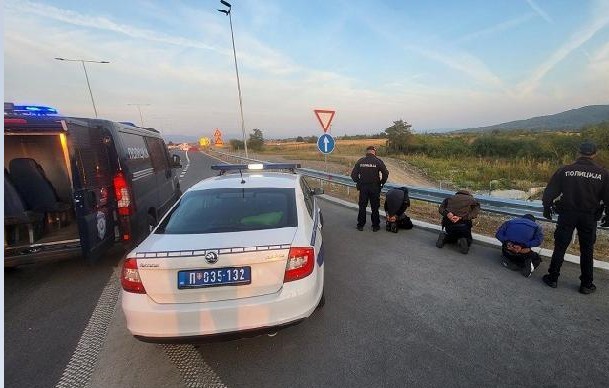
4,0 -> 609,139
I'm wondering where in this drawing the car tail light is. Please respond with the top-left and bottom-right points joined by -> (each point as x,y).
113,171 -> 132,216
121,258 -> 146,294
284,247 -> 315,282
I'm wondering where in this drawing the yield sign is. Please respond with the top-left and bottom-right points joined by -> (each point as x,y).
314,109 -> 336,132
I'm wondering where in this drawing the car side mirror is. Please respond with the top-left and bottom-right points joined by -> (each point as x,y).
171,154 -> 182,168
311,188 -> 324,195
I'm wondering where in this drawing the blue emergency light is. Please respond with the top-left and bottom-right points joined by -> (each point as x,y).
12,105 -> 59,116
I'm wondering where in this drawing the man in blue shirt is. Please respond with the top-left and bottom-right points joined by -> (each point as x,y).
495,214 -> 544,277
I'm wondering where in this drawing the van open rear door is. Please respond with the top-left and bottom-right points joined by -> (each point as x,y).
67,119 -> 118,262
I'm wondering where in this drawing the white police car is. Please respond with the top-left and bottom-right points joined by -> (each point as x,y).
120,163 -> 325,341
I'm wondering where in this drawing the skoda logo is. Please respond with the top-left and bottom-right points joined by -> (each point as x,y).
205,251 -> 218,264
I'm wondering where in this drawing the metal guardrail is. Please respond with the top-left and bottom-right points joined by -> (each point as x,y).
298,167 -> 547,219
207,149 -> 607,228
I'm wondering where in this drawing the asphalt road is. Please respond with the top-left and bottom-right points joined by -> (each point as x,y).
5,151 -> 609,388
3,150 -> 214,388
196,198 -> 609,388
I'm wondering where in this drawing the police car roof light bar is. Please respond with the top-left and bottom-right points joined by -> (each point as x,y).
211,163 -> 302,175
10,105 -> 59,116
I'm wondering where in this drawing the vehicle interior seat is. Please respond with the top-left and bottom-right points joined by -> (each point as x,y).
4,169 -> 44,244
8,158 -> 72,228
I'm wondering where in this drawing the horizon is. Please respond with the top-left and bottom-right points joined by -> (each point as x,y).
4,0 -> 609,139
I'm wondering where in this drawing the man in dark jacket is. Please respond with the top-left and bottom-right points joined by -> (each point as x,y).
542,141 -> 609,294
495,214 -> 544,277
436,190 -> 481,254
351,146 -> 389,231
384,186 -> 413,233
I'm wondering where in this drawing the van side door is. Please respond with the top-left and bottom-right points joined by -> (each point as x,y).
145,137 -> 178,219
68,120 -> 117,262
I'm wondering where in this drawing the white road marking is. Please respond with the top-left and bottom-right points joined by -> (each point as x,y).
160,344 -> 226,388
56,265 -> 227,388
179,151 -> 191,180
55,273 -> 121,388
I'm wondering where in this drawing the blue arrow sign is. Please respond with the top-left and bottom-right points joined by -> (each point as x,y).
317,134 -> 335,154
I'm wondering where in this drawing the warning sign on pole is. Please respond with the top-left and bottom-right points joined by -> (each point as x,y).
213,128 -> 224,146
314,109 -> 336,132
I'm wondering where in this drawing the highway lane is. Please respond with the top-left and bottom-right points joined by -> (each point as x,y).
4,249 -> 119,388
195,197 -> 609,387
3,150 -> 213,388
6,151 -> 609,387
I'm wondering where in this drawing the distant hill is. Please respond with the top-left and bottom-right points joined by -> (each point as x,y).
457,105 -> 609,133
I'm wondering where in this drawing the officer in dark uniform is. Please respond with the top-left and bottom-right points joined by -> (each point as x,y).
542,141 -> 609,294
351,146 -> 389,231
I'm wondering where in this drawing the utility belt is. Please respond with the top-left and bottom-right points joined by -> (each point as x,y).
554,204 -> 604,220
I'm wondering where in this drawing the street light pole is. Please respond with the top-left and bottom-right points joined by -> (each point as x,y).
127,104 -> 151,127
218,0 -> 249,158
55,57 -> 109,118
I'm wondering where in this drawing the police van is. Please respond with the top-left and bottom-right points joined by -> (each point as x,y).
4,103 -> 182,266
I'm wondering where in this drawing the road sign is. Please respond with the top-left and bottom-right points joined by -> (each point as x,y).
314,109 -> 336,132
317,134 -> 335,154
213,128 -> 224,146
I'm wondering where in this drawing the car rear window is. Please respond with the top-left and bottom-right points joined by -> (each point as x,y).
157,188 -> 297,234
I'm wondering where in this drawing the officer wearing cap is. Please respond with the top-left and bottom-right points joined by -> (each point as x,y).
542,141 -> 609,294
351,146 -> 389,231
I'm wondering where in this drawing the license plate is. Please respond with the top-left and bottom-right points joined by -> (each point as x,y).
177,267 -> 251,289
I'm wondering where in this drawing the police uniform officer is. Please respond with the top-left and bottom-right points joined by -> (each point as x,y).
351,146 -> 389,231
542,141 -> 609,294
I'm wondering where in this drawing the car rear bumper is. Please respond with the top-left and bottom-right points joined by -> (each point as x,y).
122,268 -> 323,340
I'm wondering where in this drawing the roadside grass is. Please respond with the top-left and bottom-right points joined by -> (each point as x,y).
402,154 -> 554,192
257,142 -> 557,193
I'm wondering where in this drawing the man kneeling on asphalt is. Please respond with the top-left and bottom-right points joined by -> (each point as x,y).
436,190 -> 480,254
495,214 -> 544,277
384,186 -> 413,233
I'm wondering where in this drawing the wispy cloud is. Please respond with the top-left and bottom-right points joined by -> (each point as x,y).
5,0 -> 310,77
516,2 -> 609,95
525,0 -> 553,23
6,0 -> 220,52
354,9 -> 506,90
591,41 -> 609,62
404,44 -> 506,90
456,13 -> 535,44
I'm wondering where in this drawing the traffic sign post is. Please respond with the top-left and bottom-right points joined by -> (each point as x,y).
313,108 -> 336,175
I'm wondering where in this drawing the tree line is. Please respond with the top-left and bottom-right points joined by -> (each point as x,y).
382,120 -> 608,165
